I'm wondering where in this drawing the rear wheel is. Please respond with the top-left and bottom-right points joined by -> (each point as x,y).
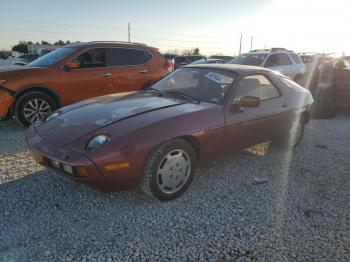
140,139 -> 197,201
275,115 -> 305,149
15,92 -> 56,127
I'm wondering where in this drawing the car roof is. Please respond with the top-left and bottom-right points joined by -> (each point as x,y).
184,63 -> 271,74
65,41 -> 153,49
244,48 -> 297,55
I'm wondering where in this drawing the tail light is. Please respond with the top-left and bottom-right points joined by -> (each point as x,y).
163,59 -> 174,72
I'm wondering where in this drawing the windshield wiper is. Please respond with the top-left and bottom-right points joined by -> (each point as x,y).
166,91 -> 201,103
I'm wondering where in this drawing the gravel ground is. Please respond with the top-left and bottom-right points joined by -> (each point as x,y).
0,115 -> 349,261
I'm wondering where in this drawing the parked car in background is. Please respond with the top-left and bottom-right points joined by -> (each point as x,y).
0,53 -> 33,66
230,48 -> 306,81
17,54 -> 39,63
26,64 -> 313,201
174,55 -> 205,69
163,53 -> 178,72
190,58 -> 225,65
297,53 -> 335,90
0,41 -> 169,126
208,55 -> 235,63
311,56 -> 350,117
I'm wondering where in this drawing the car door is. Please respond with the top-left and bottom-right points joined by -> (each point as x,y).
224,73 -> 288,152
332,58 -> 350,107
58,48 -> 113,105
108,48 -> 154,93
264,53 -> 294,79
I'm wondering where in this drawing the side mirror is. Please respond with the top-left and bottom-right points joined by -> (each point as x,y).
231,96 -> 260,112
65,61 -> 80,71
239,96 -> 260,108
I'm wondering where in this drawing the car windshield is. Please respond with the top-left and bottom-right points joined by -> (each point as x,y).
151,68 -> 236,104
28,47 -> 77,67
230,53 -> 266,66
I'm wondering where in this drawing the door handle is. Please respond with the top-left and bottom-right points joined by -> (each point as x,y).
139,70 -> 148,74
103,72 -> 112,77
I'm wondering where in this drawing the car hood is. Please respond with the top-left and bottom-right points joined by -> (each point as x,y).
0,64 -> 27,72
36,92 -> 188,147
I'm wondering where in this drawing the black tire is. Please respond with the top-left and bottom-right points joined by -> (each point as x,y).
140,139 -> 197,201
275,115 -> 305,150
15,92 -> 57,127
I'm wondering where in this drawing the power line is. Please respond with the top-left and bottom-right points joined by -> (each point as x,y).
0,27 -> 126,37
0,26 -> 223,46
132,27 -> 220,39
0,17 -> 126,30
0,17 -> 221,40
132,33 -> 221,44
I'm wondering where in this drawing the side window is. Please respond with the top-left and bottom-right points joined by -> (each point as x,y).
290,53 -> 303,64
234,75 -> 280,103
73,48 -> 106,68
259,75 -> 280,100
109,48 -> 152,66
265,53 -> 292,67
334,59 -> 350,70
264,54 -> 278,67
277,53 -> 292,66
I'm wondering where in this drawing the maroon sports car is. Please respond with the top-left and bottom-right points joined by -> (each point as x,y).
26,64 -> 313,201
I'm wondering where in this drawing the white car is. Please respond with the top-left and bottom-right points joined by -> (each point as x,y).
230,48 -> 306,81
0,54 -> 29,66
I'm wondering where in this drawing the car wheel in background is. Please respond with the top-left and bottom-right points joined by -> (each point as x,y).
275,114 -> 305,149
15,92 -> 57,127
140,139 -> 197,201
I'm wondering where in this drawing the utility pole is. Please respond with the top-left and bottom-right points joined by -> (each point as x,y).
250,36 -> 253,51
239,33 -> 242,55
128,23 -> 131,43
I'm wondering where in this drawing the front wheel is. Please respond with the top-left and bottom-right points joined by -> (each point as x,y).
15,92 -> 56,127
140,139 -> 197,201
275,115 -> 305,149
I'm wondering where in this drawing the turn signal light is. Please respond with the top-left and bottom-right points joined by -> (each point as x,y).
104,162 -> 130,172
76,166 -> 89,177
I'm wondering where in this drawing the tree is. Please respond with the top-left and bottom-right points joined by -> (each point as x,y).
41,40 -> 51,45
54,40 -> 65,46
180,47 -> 201,56
12,41 -> 30,54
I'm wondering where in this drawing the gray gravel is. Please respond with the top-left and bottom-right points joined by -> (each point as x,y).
0,114 -> 350,261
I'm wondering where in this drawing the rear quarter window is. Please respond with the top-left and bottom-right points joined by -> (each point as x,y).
279,76 -> 306,92
109,48 -> 153,66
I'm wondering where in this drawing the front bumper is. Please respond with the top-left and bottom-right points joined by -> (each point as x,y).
25,125 -> 110,192
0,89 -> 14,119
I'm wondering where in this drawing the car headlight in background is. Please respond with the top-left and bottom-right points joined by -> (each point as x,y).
50,159 -> 60,169
62,164 -> 74,175
45,112 -> 60,122
86,134 -> 110,151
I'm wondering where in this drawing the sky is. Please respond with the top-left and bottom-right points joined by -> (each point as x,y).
0,0 -> 349,55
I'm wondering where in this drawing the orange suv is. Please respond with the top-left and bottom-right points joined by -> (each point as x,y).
0,41 -> 171,126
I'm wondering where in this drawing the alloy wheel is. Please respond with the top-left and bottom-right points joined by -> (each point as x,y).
23,98 -> 52,123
